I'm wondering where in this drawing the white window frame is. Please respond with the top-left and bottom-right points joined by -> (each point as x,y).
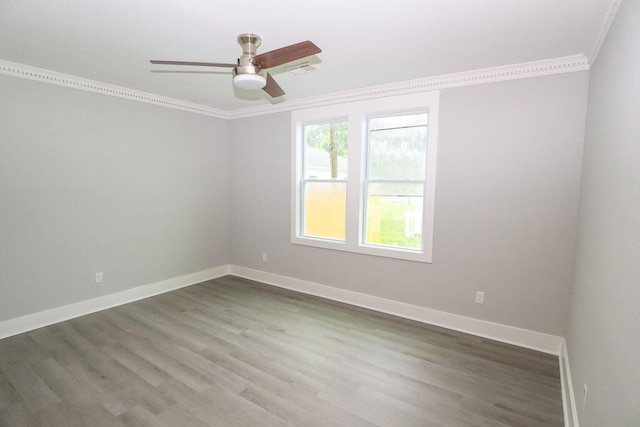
291,91 -> 439,263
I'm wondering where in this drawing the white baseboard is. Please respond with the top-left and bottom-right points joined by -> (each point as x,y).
0,265 -> 230,340
0,263 -> 564,356
229,266 -> 564,355
560,339 -> 580,427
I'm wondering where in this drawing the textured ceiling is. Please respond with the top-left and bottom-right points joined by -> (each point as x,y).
0,0 -> 615,111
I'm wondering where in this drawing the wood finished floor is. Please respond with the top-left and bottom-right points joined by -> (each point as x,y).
0,276 -> 564,427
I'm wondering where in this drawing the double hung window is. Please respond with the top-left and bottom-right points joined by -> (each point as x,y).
291,92 -> 439,262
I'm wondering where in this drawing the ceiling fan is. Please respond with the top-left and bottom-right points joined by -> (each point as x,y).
150,33 -> 321,98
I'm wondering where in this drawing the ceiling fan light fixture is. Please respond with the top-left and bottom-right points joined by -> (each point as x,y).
233,73 -> 266,90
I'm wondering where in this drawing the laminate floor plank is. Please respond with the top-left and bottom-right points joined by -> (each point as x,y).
0,358 -> 60,412
0,402 -> 37,427
35,401 -> 126,427
152,341 -> 249,394
0,364 -> 22,410
61,362 -> 135,416
48,323 -> 112,367
199,382 -> 291,427
66,315 -> 119,348
111,306 -> 209,353
0,275 -> 564,426
27,328 -> 87,368
30,357 -> 98,407
88,359 -> 175,415
240,375 -> 379,427
0,334 -> 51,366
461,396 -> 559,427
101,343 -> 171,388
117,404 -> 160,427
239,384 -> 326,427
133,298 -> 246,352
154,404 -> 218,427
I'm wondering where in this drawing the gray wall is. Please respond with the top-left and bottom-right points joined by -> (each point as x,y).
565,0 -> 640,425
0,76 -> 231,322
230,72 -> 588,336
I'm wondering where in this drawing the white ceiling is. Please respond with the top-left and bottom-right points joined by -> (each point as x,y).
0,0 -> 615,111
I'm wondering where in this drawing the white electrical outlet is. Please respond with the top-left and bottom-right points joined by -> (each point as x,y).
582,384 -> 588,410
262,253 -> 267,263
475,291 -> 485,304
95,272 -> 103,284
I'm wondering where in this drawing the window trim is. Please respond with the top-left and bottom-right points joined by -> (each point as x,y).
291,91 -> 439,263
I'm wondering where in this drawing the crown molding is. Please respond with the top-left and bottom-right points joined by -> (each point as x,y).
589,0 -> 622,64
0,59 -> 230,119
2,54 -> 589,120
228,54 -> 590,119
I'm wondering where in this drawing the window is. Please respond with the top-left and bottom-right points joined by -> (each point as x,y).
291,92 -> 439,263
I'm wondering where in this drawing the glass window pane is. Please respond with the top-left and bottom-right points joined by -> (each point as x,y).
365,183 -> 424,250
368,121 -> 427,180
303,120 -> 348,179
303,181 -> 347,240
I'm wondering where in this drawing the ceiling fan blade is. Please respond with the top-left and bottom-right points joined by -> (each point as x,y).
263,73 -> 285,97
252,41 -> 321,69
150,60 -> 236,68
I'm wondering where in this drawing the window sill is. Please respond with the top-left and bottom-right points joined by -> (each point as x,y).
291,236 -> 432,263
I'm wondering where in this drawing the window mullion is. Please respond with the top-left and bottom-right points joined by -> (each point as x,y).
345,113 -> 363,247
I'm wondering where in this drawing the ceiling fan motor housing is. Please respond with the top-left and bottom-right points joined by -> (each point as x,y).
234,33 -> 262,76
